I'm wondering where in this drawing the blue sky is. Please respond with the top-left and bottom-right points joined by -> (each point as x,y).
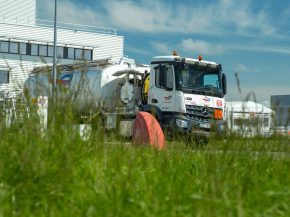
37,0 -> 290,105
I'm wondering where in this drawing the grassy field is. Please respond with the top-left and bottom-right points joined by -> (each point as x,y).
0,111 -> 290,217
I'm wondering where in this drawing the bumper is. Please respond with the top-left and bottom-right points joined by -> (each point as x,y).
170,114 -> 225,138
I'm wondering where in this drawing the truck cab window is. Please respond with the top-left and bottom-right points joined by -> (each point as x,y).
203,74 -> 220,88
155,64 -> 173,90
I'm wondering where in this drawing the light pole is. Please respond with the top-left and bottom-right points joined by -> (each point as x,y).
52,0 -> 57,96
51,0 -> 57,125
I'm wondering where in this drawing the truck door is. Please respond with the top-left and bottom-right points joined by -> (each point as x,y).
149,63 -> 175,112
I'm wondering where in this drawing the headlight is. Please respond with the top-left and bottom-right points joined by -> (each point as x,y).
176,119 -> 188,128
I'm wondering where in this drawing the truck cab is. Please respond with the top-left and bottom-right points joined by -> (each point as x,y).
142,54 -> 227,138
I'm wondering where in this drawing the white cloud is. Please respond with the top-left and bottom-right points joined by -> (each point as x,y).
125,46 -> 152,56
150,39 -> 225,56
37,0 -> 276,37
234,64 -> 261,73
282,7 -> 290,24
235,64 -> 248,73
231,44 -> 290,55
102,1 -> 166,33
179,39 -> 226,55
150,38 -> 290,58
37,0 -> 290,58
101,0 -> 276,36
38,0 -> 105,27
227,83 -> 290,102
150,42 -> 171,55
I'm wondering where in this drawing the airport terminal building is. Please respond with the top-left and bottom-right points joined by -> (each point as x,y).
0,0 -> 124,97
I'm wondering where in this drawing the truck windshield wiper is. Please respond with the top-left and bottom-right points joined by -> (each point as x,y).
191,86 -> 222,97
191,88 -> 206,95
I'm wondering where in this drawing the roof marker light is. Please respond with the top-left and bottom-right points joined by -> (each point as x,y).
172,51 -> 178,56
198,55 -> 203,61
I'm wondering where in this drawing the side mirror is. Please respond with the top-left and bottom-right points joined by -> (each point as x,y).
221,73 -> 227,95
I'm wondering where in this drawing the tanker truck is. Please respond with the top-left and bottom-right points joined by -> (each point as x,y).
141,53 -> 227,140
24,53 -> 227,140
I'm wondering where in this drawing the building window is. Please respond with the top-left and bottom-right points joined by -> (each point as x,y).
63,47 -> 68,58
19,43 -> 26,55
0,69 -> 9,84
48,46 -> 53,57
0,40 -> 93,61
57,47 -> 63,58
68,47 -> 74,59
26,43 -> 31,55
31,44 -> 39,55
75,48 -> 83,59
84,49 -> 92,60
9,42 -> 19,54
0,41 -> 9,53
39,45 -> 48,56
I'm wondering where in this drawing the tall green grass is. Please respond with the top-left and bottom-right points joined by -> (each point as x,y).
0,70 -> 289,216
0,103 -> 290,216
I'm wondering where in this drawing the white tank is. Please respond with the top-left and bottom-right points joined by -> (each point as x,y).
24,58 -> 149,116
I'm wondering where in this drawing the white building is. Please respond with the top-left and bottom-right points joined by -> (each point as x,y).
271,95 -> 290,135
0,0 -> 124,97
226,101 -> 274,137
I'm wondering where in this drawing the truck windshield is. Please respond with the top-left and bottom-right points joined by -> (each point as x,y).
175,64 -> 223,97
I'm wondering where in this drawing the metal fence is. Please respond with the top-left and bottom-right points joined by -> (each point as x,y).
1,17 -> 117,35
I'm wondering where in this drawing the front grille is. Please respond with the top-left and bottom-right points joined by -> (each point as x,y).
185,105 -> 214,122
